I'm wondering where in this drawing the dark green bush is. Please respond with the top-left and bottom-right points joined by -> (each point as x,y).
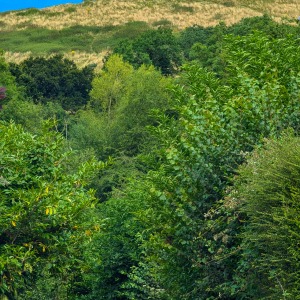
9,55 -> 94,110
113,28 -> 182,75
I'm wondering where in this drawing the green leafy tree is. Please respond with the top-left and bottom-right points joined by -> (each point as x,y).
179,15 -> 300,74
9,55 -> 94,110
113,28 -> 182,75
89,55 -> 134,115
71,55 -> 171,156
0,121 -> 104,299
70,55 -> 172,202
178,24 -> 215,59
0,52 -> 68,134
227,14 -> 300,38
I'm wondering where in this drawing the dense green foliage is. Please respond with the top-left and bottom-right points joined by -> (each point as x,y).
113,15 -> 300,76
9,55 -> 93,110
0,122 -> 104,299
82,24 -> 300,299
0,53 -> 20,103
69,55 -> 172,200
231,133 -> 300,299
113,28 -> 182,75
1,14 -> 300,300
87,55 -> 171,156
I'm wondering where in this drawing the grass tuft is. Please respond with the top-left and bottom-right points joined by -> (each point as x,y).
152,19 -> 173,27
172,4 -> 194,13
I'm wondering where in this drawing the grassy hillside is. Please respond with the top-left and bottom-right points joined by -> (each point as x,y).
1,0 -> 299,69
1,0 -> 299,30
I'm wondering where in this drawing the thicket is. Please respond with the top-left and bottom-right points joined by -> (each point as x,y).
113,14 -> 300,75
94,31 -> 300,299
230,133 -> 300,299
9,55 -> 94,110
0,121 -> 105,299
113,27 -> 182,75
0,15 -> 300,299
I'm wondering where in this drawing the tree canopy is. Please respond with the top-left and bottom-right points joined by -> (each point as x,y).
0,121 -> 104,299
9,55 -> 94,110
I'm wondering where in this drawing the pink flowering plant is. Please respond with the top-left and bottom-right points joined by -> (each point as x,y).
0,87 -> 6,100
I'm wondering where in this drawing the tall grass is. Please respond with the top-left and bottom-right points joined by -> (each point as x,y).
0,0 -> 298,32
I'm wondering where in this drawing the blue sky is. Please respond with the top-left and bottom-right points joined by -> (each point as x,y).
0,0 -> 82,12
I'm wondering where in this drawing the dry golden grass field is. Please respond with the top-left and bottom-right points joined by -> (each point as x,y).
3,50 -> 107,72
1,0 -> 299,30
1,0 -> 300,69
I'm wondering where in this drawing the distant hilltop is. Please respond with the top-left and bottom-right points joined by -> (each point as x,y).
0,0 -> 299,30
